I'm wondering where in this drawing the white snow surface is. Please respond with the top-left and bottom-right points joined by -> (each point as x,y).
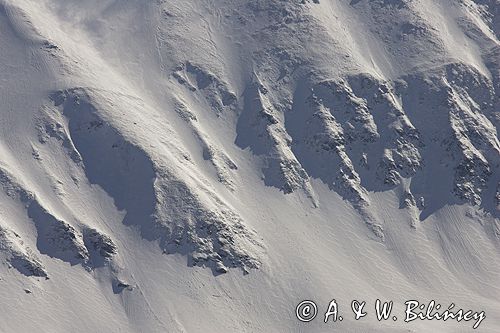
0,0 -> 499,332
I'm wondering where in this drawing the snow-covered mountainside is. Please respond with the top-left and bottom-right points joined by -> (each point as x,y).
0,0 -> 499,331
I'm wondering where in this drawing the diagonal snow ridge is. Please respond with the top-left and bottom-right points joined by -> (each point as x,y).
0,225 -> 47,278
50,88 -> 264,275
0,0 -> 497,257
0,165 -> 116,273
0,0 -> 500,331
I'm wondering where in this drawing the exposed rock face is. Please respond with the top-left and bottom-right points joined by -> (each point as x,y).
0,166 -> 117,272
0,226 -> 47,278
0,0 -> 497,277
83,228 -> 118,267
236,66 -> 498,230
1,0 -> 500,331
49,89 -> 263,275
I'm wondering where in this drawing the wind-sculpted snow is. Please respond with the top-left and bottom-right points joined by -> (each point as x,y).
0,166 -> 117,273
0,226 -> 47,278
236,65 -> 498,234
51,89 -> 263,274
236,80 -> 317,202
174,99 -> 239,190
0,0 -> 500,331
397,64 -> 500,219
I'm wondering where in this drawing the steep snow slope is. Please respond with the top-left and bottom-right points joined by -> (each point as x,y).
0,0 -> 499,332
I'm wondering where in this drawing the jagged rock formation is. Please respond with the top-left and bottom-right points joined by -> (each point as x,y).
0,226 -> 47,278
50,89 -> 263,274
0,166 -> 117,272
0,0 -> 499,331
